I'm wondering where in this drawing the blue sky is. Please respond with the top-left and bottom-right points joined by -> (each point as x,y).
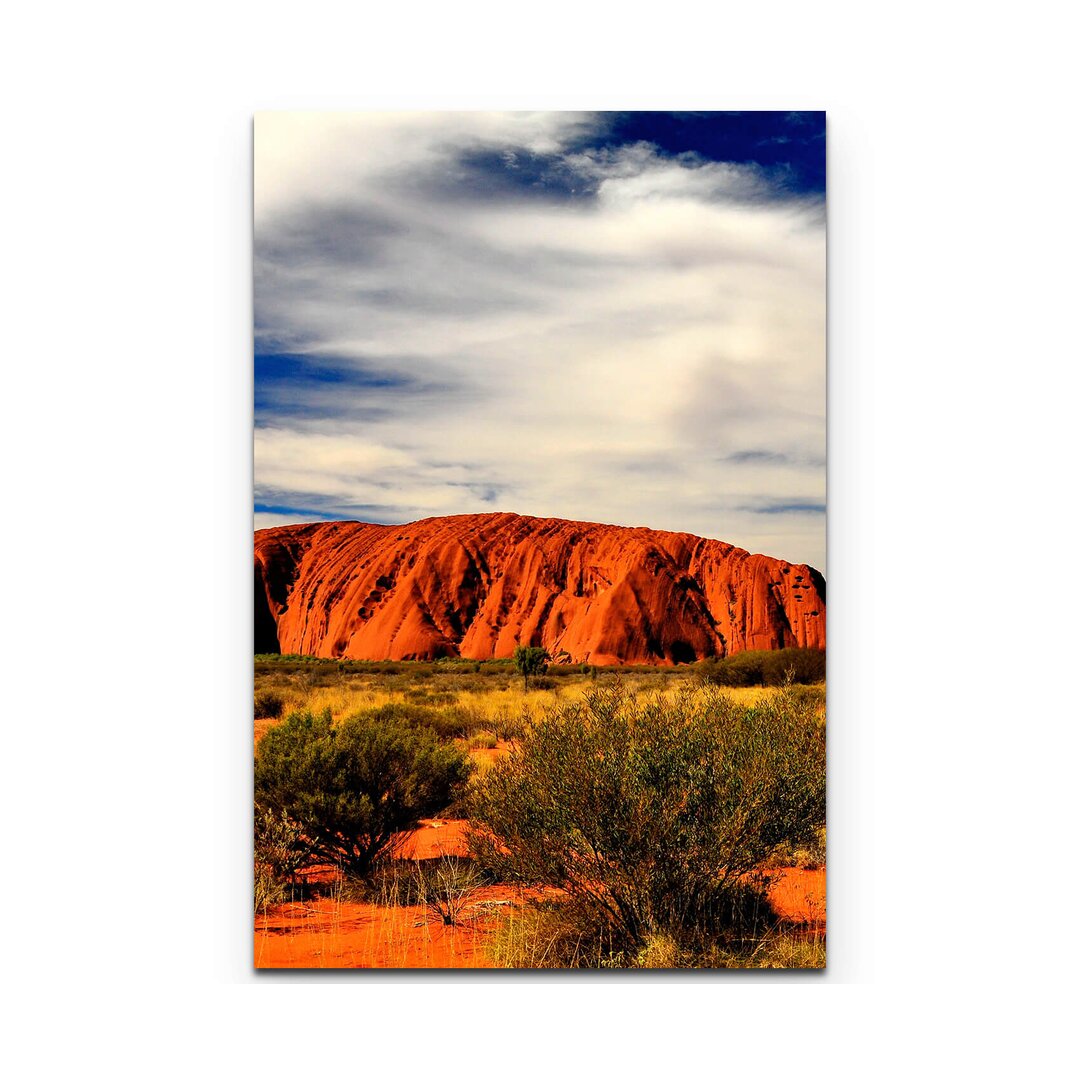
254,112 -> 825,568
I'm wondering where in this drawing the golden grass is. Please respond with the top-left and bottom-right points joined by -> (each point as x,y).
255,671 -> 781,735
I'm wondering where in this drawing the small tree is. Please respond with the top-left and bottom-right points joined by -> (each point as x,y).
469,683 -> 825,953
255,709 -> 472,876
513,645 -> 549,691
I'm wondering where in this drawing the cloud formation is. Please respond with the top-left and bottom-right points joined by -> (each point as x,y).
254,112 -> 826,569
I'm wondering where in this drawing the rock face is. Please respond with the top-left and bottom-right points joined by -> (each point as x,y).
254,513 -> 825,664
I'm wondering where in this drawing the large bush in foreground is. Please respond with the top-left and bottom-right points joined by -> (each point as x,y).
255,709 -> 472,876
469,684 -> 825,952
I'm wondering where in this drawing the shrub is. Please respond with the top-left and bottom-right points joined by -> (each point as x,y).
469,684 -> 825,954
255,709 -> 472,876
403,688 -> 457,707
696,648 -> 825,688
488,899 -> 628,969
254,689 -> 285,719
254,868 -> 281,914
413,855 -> 484,926
350,701 -> 486,740
635,933 -> 683,969
761,648 -> 826,686
492,709 -> 525,743
467,730 -> 498,750
338,859 -> 422,906
441,705 -> 490,739
764,825 -> 826,870
254,806 -> 306,912
489,894 -> 818,970
356,701 -> 439,727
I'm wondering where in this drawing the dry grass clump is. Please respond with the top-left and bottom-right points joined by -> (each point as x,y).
412,855 -> 485,926
749,933 -> 826,969
763,826 -> 827,871
699,925 -> 826,969
254,689 -> 285,719
634,934 -> 683,969
489,904 -> 824,970
339,854 -> 485,920
487,900 -> 627,969
634,927 -> 826,969
254,807 -> 306,913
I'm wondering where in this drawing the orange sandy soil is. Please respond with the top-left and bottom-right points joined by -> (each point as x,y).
766,868 -> 826,930
254,818 -> 825,969
254,884 -> 529,969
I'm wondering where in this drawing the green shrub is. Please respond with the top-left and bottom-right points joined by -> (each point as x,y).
403,688 -> 457,707
349,701 -> 485,740
255,709 -> 472,876
469,684 -> 825,954
340,701 -> 438,736
444,705 -> 490,738
761,648 -> 826,686
696,648 -> 825,688
254,689 -> 285,719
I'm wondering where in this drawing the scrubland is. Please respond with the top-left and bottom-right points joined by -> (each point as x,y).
254,651 -> 826,970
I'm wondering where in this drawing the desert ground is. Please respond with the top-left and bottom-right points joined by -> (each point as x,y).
254,655 -> 826,970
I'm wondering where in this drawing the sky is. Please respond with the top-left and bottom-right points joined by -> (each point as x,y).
254,111 -> 826,570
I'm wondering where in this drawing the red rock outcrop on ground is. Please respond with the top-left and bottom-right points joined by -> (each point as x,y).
254,513 -> 825,664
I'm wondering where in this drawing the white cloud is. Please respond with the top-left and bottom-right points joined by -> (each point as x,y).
254,113 -> 826,569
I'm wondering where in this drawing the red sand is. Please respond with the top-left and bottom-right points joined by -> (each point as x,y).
255,819 -> 825,969
766,867 -> 826,926
397,818 -> 469,859
254,885 -> 523,969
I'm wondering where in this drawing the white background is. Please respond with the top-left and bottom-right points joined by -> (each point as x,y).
3,1 -> 1076,1074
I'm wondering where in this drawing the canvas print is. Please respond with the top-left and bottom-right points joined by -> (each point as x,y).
253,111 -> 826,969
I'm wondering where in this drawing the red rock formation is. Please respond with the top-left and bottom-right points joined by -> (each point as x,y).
254,513 -> 825,664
